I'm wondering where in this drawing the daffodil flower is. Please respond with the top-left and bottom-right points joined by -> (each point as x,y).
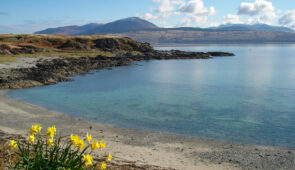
100,162 -> 107,169
82,154 -> 93,166
86,132 -> 92,143
70,135 -> 80,147
91,140 -> 99,151
36,124 -> 42,132
100,139 -> 105,149
107,153 -> 112,161
30,124 -> 42,135
47,138 -> 54,147
9,140 -> 17,149
45,125 -> 56,138
78,139 -> 85,150
29,135 -> 35,144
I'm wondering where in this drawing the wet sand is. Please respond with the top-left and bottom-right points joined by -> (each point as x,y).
1,90 -> 295,170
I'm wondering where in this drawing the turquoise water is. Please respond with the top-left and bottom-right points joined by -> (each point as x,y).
8,44 -> 295,147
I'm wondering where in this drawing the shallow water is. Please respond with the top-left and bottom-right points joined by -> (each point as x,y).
8,44 -> 295,147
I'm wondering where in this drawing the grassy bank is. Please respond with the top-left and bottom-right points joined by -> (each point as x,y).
0,34 -> 151,63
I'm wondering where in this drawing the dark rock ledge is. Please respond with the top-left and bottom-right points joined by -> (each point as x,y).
0,50 -> 234,89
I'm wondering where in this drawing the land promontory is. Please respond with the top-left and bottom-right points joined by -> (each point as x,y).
0,34 -> 234,89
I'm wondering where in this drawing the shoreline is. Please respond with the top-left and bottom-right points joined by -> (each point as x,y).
1,90 -> 295,169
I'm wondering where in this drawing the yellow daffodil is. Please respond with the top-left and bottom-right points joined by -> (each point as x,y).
30,125 -> 37,135
82,154 -> 93,166
86,132 -> 92,143
30,124 -> 42,135
100,162 -> 107,169
9,140 -> 17,149
47,138 -> 54,147
78,139 -> 85,151
96,142 -> 100,149
29,135 -> 35,144
107,154 -> 112,161
45,125 -> 56,138
73,139 -> 80,147
90,140 -> 100,151
70,134 -> 81,147
100,140 -> 105,149
36,124 -> 42,132
70,134 -> 75,141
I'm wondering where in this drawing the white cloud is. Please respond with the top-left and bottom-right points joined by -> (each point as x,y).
142,13 -> 159,20
223,14 -> 242,24
153,0 -> 174,13
238,0 -> 274,15
176,0 -> 216,27
178,0 -> 215,16
150,0 -> 184,18
279,10 -> 295,28
138,0 -> 216,27
238,0 -> 276,24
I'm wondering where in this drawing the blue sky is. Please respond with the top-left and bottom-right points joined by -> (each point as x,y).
1,0 -> 295,33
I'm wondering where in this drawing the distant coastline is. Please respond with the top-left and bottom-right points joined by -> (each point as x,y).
35,17 -> 295,44
153,42 -> 295,47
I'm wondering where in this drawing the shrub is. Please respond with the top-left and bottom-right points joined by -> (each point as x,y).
7,124 -> 112,169
0,44 -> 11,50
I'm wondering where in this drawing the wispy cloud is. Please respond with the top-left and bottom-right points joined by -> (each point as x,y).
279,10 -> 295,29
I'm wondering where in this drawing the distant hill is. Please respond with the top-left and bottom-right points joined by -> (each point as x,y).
35,23 -> 104,35
35,17 -> 295,43
84,17 -> 159,34
211,24 -> 295,33
36,17 -> 159,35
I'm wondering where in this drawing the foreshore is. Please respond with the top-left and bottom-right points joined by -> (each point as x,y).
1,90 -> 295,170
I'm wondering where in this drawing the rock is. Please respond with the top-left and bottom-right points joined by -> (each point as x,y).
0,49 -> 11,54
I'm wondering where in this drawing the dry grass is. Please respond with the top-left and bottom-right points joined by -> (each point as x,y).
0,132 -> 23,169
0,56 -> 18,63
0,34 -> 135,63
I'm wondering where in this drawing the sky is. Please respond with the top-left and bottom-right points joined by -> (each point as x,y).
1,0 -> 295,33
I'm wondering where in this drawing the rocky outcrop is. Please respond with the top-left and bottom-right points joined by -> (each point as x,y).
0,51 -> 234,89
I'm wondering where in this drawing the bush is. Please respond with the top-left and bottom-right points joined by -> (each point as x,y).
7,124 -> 112,169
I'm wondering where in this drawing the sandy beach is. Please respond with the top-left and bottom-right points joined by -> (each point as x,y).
1,90 -> 295,170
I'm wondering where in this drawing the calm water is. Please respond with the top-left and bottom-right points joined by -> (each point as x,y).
8,44 -> 295,147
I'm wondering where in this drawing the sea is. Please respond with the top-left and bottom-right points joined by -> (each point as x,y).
8,44 -> 295,147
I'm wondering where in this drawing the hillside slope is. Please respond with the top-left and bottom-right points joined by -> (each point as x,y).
115,30 -> 295,43
35,23 -> 103,35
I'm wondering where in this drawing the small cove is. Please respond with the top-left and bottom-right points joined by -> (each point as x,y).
8,44 -> 295,147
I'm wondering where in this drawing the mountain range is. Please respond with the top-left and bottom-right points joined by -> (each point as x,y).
35,17 -> 295,43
